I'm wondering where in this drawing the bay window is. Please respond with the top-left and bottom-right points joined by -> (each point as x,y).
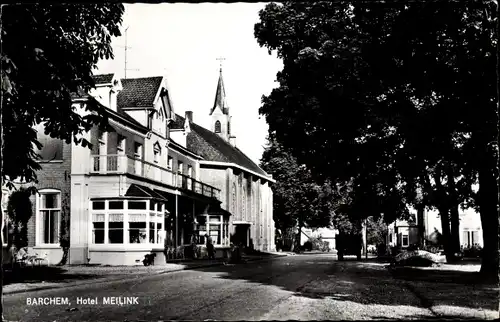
90,199 -> 164,246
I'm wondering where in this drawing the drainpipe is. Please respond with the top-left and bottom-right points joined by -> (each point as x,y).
175,193 -> 178,248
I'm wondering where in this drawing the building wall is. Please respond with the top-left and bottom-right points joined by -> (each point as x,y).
423,208 -> 483,248
199,165 -> 275,252
26,136 -> 72,265
168,148 -> 199,180
124,110 -> 148,128
210,108 -> 230,141
388,207 -> 484,249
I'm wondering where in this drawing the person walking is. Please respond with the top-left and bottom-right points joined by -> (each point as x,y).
206,235 -> 215,260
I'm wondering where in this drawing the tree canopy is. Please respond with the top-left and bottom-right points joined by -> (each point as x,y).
260,136 -> 333,232
1,4 -> 124,189
255,2 -> 498,276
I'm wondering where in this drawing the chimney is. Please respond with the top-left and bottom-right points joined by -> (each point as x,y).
109,89 -> 117,112
229,135 -> 236,147
109,78 -> 122,112
185,111 -> 193,123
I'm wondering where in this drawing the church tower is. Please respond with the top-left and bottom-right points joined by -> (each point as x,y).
210,66 -> 235,145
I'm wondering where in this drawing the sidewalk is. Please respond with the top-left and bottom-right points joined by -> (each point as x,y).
292,260 -> 498,320
3,253 -> 286,295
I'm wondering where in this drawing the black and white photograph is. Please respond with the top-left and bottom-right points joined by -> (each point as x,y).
1,2 -> 499,321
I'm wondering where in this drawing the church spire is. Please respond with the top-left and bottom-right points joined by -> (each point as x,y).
210,58 -> 233,143
210,59 -> 229,115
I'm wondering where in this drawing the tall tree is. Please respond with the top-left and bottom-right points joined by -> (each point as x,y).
1,4 -> 124,318
255,2 -> 498,276
260,136 -> 334,250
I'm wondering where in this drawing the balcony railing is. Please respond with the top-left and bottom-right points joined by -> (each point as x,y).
90,154 -> 220,200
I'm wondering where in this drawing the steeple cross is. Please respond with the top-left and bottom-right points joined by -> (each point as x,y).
216,57 -> 226,70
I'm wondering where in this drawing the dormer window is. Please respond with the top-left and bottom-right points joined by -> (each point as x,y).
215,120 -> 221,133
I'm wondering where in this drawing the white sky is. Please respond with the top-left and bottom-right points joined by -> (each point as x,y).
96,3 -> 283,164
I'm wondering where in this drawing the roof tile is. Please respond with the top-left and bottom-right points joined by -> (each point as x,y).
117,77 -> 163,108
174,114 -> 268,177
93,73 -> 114,85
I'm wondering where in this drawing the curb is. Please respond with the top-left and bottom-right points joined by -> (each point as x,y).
3,254 -> 284,295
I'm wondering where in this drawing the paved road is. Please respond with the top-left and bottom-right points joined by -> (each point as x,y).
4,254 -> 497,321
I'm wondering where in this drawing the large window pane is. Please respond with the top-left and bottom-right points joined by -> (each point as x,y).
129,222 -> 147,244
41,210 -> 60,244
93,222 -> 105,244
156,223 -> 163,244
109,222 -> 123,243
109,201 -> 124,210
92,201 -> 105,210
209,224 -> 221,244
42,193 -> 60,209
129,201 -> 147,210
209,215 -> 221,223
149,222 -> 155,244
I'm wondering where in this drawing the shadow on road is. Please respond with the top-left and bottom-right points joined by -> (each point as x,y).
3,266 -> 99,286
186,255 -> 499,318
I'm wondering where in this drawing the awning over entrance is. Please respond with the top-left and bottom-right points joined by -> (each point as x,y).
125,184 -> 169,202
202,204 -> 232,217
232,221 -> 252,225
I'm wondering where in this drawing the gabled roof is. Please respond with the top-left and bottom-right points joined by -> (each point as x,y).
209,69 -> 229,115
70,83 -> 147,132
93,73 -> 114,85
173,114 -> 269,177
118,76 -> 163,109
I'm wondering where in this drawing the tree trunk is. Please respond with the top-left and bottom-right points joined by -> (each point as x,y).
446,164 -> 461,261
449,205 -> 461,258
478,163 -> 499,279
57,247 -> 69,266
496,0 -> 500,286
294,223 -> 302,253
434,168 -> 452,261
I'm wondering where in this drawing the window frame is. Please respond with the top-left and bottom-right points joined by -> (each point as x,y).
178,161 -> 183,174
214,120 -> 221,133
117,135 -> 126,154
401,233 -> 409,247
36,189 -> 62,246
167,156 -> 173,170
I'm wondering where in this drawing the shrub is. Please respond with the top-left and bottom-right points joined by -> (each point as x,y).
423,245 -> 438,253
305,236 -> 331,252
392,250 -> 446,267
461,244 -> 482,258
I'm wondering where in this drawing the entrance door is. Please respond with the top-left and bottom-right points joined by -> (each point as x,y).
234,224 -> 249,248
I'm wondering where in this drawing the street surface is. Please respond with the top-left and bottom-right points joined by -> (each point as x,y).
4,254 -> 498,321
